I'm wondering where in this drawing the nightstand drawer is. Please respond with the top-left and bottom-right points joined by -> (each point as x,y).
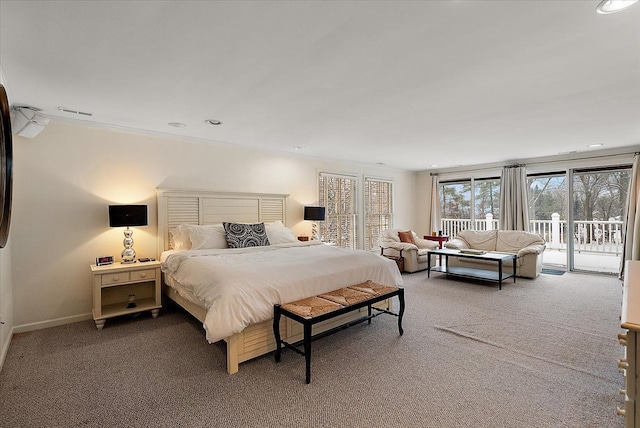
131,269 -> 156,282
101,272 -> 130,285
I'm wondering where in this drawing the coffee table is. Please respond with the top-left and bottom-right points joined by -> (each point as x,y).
427,248 -> 516,290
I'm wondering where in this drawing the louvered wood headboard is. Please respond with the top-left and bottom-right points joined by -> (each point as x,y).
156,189 -> 289,251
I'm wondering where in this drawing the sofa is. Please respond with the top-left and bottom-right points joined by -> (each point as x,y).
444,230 -> 546,278
379,229 -> 439,273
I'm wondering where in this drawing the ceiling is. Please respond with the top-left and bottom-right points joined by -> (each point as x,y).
1,0 -> 639,172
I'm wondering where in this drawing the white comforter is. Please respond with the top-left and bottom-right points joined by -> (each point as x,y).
161,241 -> 403,343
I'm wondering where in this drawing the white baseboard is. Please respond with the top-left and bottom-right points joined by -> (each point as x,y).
0,313 -> 92,372
13,312 -> 92,334
0,325 -> 14,373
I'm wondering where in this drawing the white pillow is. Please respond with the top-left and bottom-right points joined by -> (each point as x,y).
173,224 -> 228,250
189,224 -> 228,250
265,221 -> 297,244
170,225 -> 189,250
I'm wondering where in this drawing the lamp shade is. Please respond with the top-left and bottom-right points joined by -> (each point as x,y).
109,205 -> 148,227
304,206 -> 325,221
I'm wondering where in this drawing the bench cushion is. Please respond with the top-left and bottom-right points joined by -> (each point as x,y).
281,281 -> 399,319
281,296 -> 342,318
348,282 -> 399,296
318,288 -> 373,306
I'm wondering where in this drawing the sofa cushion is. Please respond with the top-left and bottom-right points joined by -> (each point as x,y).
457,230 -> 498,252
398,230 -> 416,245
496,230 -> 545,253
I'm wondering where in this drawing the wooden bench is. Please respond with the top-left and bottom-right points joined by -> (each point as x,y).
273,281 -> 405,384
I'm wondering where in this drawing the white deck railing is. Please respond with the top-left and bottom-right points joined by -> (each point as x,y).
441,214 -> 624,255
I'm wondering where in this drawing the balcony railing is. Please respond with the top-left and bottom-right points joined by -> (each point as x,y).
441,214 -> 624,255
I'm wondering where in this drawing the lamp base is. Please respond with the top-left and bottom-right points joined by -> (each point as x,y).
121,250 -> 136,264
121,227 -> 136,263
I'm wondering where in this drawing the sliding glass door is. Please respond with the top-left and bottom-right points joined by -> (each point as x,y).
528,173 -> 567,271
571,168 -> 629,274
528,167 -> 630,274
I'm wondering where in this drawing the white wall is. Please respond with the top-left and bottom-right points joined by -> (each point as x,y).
0,240 -> 12,368
11,121 -> 418,329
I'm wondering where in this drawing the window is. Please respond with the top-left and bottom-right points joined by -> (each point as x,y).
318,173 -> 358,248
364,178 -> 393,251
440,181 -> 471,220
439,177 -> 500,236
474,177 -> 500,227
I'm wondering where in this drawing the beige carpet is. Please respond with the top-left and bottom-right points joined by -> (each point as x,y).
0,271 -> 625,427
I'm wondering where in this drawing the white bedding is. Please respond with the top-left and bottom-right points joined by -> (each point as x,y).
161,241 -> 403,343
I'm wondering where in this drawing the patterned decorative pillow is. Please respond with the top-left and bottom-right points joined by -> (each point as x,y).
223,222 -> 270,248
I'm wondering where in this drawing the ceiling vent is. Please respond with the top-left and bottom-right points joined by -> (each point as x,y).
58,107 -> 93,117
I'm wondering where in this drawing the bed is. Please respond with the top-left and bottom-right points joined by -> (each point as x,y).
157,188 -> 403,374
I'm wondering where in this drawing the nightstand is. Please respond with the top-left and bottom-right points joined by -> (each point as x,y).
90,261 -> 162,329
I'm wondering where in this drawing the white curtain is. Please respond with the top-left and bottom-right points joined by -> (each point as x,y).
430,174 -> 441,235
620,153 -> 640,278
499,165 -> 529,231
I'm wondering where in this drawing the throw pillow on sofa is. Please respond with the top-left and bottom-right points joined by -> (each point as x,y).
398,230 -> 416,245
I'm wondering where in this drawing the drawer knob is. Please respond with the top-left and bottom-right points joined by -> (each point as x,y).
140,273 -> 146,278
113,276 -> 120,282
616,406 -> 626,416
618,333 -> 628,345
618,359 -> 629,371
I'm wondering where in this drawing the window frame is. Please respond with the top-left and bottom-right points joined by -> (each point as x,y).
364,176 -> 394,251
318,172 -> 359,248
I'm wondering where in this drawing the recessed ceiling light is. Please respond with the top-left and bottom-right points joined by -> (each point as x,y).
376,162 -> 386,166
205,119 -> 222,125
596,0 -> 639,14
430,164 -> 439,168
588,143 -> 603,148
293,146 -> 303,150
168,122 -> 186,128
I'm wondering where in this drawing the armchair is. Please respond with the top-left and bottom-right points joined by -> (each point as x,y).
379,229 -> 439,273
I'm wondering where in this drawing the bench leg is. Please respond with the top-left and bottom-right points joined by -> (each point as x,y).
304,322 -> 312,384
274,305 -> 282,363
397,289 -> 405,336
368,304 -> 372,325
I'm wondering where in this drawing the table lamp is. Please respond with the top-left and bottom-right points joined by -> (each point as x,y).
304,206 -> 325,241
109,205 -> 148,264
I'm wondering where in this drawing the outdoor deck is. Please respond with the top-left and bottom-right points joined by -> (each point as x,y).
440,217 -> 624,275
543,248 -> 620,274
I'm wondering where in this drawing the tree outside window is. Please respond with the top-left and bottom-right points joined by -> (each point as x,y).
364,178 -> 393,251
318,173 -> 358,249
